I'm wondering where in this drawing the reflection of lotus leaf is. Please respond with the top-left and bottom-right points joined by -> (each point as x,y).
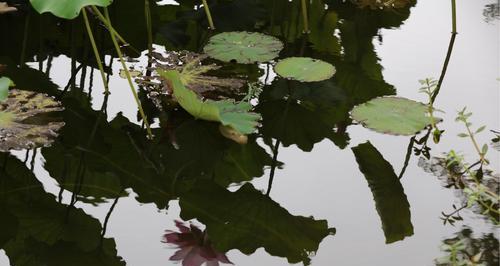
274,57 -> 336,82
203,32 -> 283,64
351,96 -> 436,136
30,0 -> 113,19
0,89 -> 64,151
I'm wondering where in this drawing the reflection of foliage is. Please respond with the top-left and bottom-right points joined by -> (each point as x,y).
435,227 -> 499,266
179,181 -> 335,265
352,0 -> 413,10
0,153 -> 125,266
352,141 -> 414,243
483,1 -> 500,23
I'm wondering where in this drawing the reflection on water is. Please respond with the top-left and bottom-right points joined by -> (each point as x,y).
0,0 -> 498,265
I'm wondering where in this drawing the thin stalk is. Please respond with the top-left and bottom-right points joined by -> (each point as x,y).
89,6 -> 140,55
464,124 -> 486,164
103,8 -> 153,138
398,136 -> 415,179
431,0 -> 457,103
300,0 -> 310,34
201,0 -> 215,30
19,13 -> 30,65
145,0 -> 154,54
82,9 -> 110,95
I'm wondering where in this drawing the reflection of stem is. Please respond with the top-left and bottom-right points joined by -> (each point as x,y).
100,197 -> 119,246
103,7 -> 153,138
431,0 -> 457,103
398,136 -> 415,179
82,9 -> 110,95
300,0 -> 310,34
145,0 -> 154,54
19,13 -> 30,65
201,0 -> 215,30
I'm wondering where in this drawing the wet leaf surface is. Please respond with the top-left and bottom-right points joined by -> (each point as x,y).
0,89 -> 64,152
203,31 -> 283,63
30,0 -> 113,19
275,57 -> 336,82
351,96 -> 437,136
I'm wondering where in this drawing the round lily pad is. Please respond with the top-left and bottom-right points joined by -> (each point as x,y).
351,96 -> 437,136
203,32 -> 283,64
274,57 -> 336,82
30,0 -> 113,19
0,89 -> 64,151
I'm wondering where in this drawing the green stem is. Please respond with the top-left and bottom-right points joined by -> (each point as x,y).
90,6 -> 140,55
300,0 -> 309,34
103,7 -> 153,138
201,0 -> 215,30
145,0 -> 154,53
82,9 -> 110,95
431,0 -> 457,103
464,124 -> 486,163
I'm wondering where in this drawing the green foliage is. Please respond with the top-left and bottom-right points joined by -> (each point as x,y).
179,181 -> 335,265
0,76 -> 14,102
274,57 -> 336,82
203,31 -> 283,63
352,141 -> 414,243
30,0 -> 113,19
351,96 -> 437,136
159,69 -> 260,134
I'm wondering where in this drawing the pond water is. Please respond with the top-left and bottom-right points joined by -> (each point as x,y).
0,0 -> 499,265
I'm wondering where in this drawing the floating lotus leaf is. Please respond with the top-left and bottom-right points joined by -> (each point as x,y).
351,96 -> 437,136
159,69 -> 260,135
30,0 -> 113,19
274,57 -> 336,82
203,32 -> 283,64
0,89 -> 64,151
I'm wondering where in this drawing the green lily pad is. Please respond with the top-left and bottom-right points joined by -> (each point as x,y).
203,32 -> 283,64
351,96 -> 437,136
30,0 -> 113,19
159,69 -> 260,135
0,89 -> 64,151
274,57 -> 336,82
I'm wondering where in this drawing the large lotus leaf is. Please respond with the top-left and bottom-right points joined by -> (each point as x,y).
159,69 -> 260,134
30,0 -> 113,19
179,181 -> 335,265
203,31 -> 283,64
352,141 -> 414,243
351,96 -> 436,136
275,57 -> 336,82
0,89 -> 64,152
0,208 -> 18,248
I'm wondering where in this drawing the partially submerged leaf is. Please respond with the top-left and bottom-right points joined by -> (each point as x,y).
203,32 -> 283,64
30,0 -> 113,19
0,89 -> 64,151
274,57 -> 336,82
351,96 -> 437,135
159,69 -> 260,135
352,141 -> 414,243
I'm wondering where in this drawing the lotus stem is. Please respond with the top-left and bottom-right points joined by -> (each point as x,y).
431,0 -> 457,103
89,6 -> 140,55
102,7 -> 153,138
82,9 -> 110,95
300,0 -> 310,34
145,0 -> 154,54
201,0 -> 215,30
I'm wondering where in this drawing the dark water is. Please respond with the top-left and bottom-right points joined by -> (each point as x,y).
0,0 -> 499,265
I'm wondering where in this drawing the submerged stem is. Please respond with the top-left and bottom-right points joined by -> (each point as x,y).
82,9 -> 110,95
201,0 -> 215,30
102,7 -> 153,138
300,0 -> 310,34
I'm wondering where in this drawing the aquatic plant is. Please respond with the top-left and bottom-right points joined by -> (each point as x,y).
419,78 -> 444,143
0,76 -> 14,101
274,57 -> 336,82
